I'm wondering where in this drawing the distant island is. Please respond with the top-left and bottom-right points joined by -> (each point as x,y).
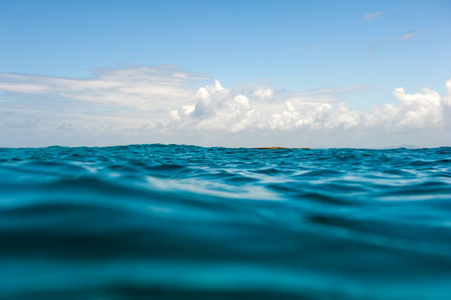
252,147 -> 311,150
378,144 -> 419,149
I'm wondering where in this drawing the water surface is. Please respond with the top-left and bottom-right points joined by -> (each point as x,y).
1,144 -> 451,299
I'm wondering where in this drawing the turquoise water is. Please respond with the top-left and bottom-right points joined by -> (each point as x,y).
1,144 -> 451,299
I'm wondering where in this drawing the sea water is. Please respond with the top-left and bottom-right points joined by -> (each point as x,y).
1,144 -> 451,299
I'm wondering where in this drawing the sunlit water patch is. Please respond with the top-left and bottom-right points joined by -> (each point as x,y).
1,145 -> 451,299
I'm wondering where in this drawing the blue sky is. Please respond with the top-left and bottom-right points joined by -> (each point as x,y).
1,0 -> 450,147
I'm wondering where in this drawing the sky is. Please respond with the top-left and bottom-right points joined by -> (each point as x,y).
1,0 -> 450,148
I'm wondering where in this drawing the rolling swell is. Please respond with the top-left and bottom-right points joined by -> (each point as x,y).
1,145 -> 451,299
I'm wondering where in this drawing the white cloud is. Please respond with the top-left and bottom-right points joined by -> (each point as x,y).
363,11 -> 387,21
0,82 -> 51,93
252,88 -> 275,100
444,79 -> 451,106
366,30 -> 419,53
0,66 -> 450,147
0,66 -> 210,111
171,79 -> 255,132
399,30 -> 418,41
169,110 -> 180,121
391,87 -> 442,128
285,85 -> 367,103
166,78 -> 449,135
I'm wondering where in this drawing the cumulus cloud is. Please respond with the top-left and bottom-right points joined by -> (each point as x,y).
166,77 -> 450,135
444,79 -> 451,106
252,88 -> 275,100
399,30 -> 418,41
363,11 -> 387,21
371,87 -> 443,130
0,66 -> 450,147
169,79 -> 255,133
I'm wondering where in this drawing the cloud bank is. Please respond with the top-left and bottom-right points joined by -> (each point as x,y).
1,66 -> 450,147
0,66 -> 209,110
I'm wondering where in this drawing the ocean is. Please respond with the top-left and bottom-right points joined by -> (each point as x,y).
1,144 -> 451,299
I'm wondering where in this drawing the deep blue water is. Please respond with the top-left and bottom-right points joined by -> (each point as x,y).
1,144 -> 451,299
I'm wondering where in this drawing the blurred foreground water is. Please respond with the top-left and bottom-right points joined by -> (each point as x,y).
1,144 -> 451,299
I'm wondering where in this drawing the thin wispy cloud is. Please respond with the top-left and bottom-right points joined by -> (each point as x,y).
0,66 -> 210,111
367,30 -> 419,53
366,40 -> 391,53
363,11 -> 387,21
399,30 -> 419,41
